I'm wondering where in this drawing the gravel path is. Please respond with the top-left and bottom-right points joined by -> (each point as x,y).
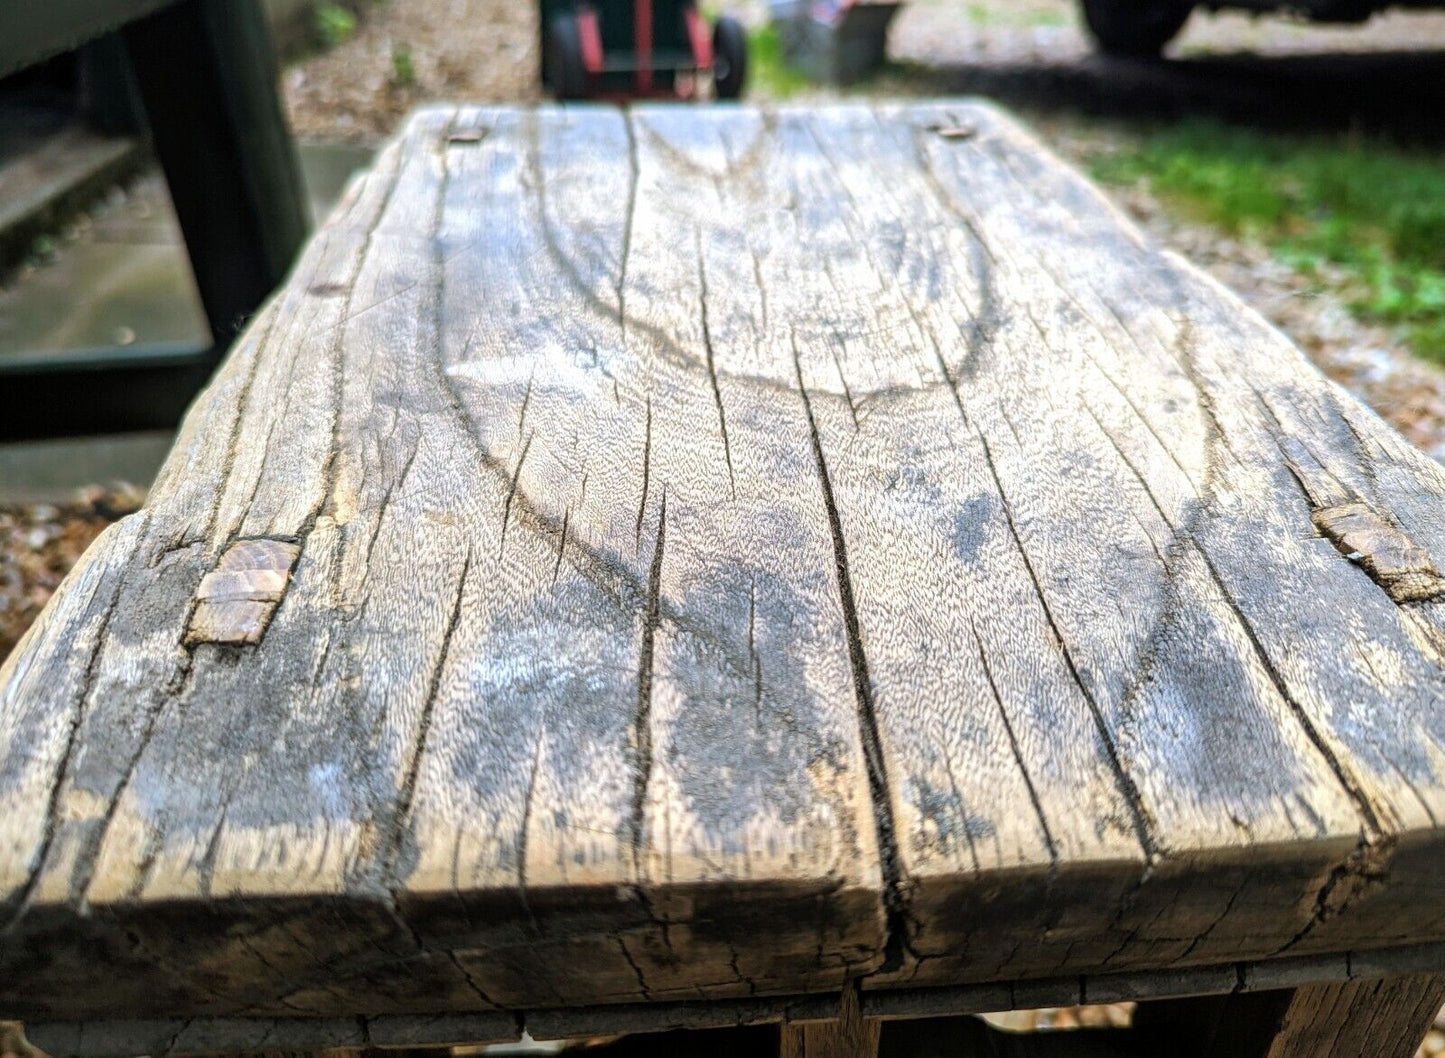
0,486 -> 143,661
891,0 -> 1445,67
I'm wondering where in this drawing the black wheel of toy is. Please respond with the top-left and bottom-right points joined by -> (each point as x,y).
1080,0 -> 1193,57
712,16 -> 747,100
545,14 -> 587,100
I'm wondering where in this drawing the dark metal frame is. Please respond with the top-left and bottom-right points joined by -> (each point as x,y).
0,0 -> 309,441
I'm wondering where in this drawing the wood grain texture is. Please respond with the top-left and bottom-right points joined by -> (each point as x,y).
21,943 -> 1445,1058
4,102 -> 1445,1023
1254,975 -> 1445,1058
1137,974 -> 1445,1058
781,984 -> 880,1058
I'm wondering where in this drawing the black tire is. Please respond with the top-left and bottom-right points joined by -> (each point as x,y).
1080,0 -> 1193,58
712,16 -> 748,100
545,14 -> 587,100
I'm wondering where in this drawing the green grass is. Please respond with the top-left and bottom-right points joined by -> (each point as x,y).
1089,120 -> 1445,361
315,2 -> 358,47
740,23 -> 932,100
390,41 -> 415,86
745,24 -> 813,100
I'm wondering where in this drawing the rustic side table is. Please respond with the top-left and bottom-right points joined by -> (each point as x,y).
4,102 -> 1444,1058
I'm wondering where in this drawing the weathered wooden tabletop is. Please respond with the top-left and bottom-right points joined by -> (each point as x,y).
5,102 -> 1445,1046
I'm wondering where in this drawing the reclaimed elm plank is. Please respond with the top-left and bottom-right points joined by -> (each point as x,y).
0,105 -> 883,1019
3,101 -> 1445,1026
396,105 -> 884,1006
901,100 -> 1445,971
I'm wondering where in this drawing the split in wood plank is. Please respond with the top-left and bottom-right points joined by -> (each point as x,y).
4,102 -> 1445,1025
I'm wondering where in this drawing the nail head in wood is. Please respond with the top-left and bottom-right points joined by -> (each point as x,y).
185,538 -> 301,646
1312,502 -> 1445,603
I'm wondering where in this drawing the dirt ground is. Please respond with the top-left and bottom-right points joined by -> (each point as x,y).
0,486 -> 143,660
284,0 -> 540,141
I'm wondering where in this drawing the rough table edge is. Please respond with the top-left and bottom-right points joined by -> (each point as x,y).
22,940 -> 1445,1057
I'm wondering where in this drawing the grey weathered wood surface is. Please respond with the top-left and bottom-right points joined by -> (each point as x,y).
4,101 -> 1445,1028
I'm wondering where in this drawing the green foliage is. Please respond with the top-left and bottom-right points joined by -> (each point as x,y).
746,24 -> 812,100
1089,120 -> 1445,362
1387,200 -> 1445,271
316,3 -> 358,48
391,42 -> 415,86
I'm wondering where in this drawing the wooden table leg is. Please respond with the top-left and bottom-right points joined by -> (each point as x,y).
782,983 -> 881,1058
1135,973 -> 1445,1058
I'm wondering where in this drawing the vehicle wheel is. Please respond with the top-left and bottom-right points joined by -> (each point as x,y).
1080,0 -> 1193,58
712,16 -> 748,99
545,14 -> 587,100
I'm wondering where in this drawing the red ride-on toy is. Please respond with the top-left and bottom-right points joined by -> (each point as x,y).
542,0 -> 748,100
